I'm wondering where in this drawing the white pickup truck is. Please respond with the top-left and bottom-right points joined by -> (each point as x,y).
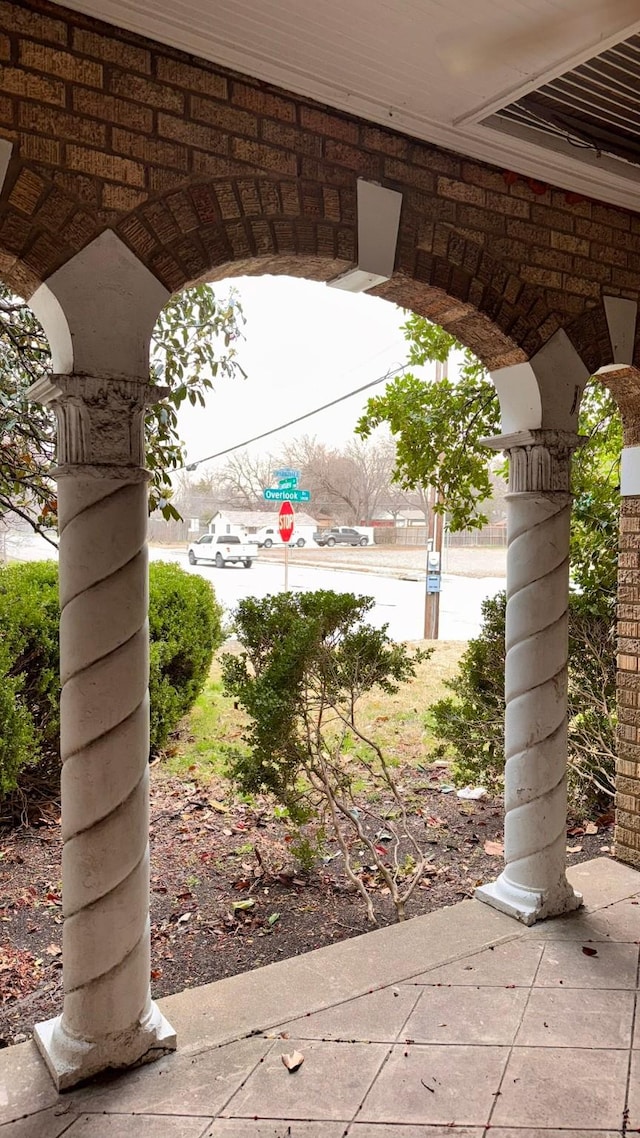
187,534 -> 255,568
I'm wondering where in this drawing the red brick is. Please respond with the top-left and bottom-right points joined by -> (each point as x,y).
438,177 -> 485,206
520,265 -> 563,289
460,161 -> 508,193
65,144 -> 146,187
2,67 -> 65,105
550,230 -> 590,256
324,138 -> 381,177
101,184 -> 147,212
19,133 -> 60,164
72,88 -> 153,133
156,56 -> 227,98
19,102 -> 106,146
231,138 -> 297,176
191,152 -> 249,177
19,42 -> 102,87
232,82 -> 296,123
157,112 -> 228,154
300,106 -> 358,144
562,274 -> 602,299
71,28 -> 150,73
360,124 -> 410,159
118,215 -> 158,258
0,94 -> 14,126
0,1 -> 67,44
166,190 -> 199,233
384,157 -> 434,192
8,167 -> 46,214
112,127 -> 188,171
190,96 -> 258,138
261,118 -> 322,157
109,70 -> 184,113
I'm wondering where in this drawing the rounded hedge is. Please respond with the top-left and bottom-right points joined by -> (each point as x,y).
0,558 -> 224,795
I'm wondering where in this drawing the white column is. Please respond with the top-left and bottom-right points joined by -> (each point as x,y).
475,430 -> 583,925
30,373 -> 175,1090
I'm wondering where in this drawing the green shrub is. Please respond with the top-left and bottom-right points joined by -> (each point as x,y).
0,559 -> 224,795
0,561 -> 61,792
430,590 -> 616,811
148,561 -> 224,751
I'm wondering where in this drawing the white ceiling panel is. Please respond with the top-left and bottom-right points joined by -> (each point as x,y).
52,0 -> 640,209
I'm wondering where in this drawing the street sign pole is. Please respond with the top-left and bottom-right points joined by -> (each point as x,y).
278,500 -> 295,591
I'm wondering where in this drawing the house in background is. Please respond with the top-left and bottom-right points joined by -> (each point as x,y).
208,509 -> 319,545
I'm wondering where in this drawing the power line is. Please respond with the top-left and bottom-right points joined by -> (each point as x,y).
184,363 -> 408,470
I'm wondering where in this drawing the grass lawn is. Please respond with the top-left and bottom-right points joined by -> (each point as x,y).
160,639 -> 466,786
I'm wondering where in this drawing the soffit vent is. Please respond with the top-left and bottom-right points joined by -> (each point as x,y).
484,34 -> 640,169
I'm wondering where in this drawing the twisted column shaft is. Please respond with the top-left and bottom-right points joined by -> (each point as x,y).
476,430 -> 583,925
31,373 -> 175,1089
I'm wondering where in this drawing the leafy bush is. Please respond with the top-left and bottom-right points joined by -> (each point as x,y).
0,561 -> 61,793
222,590 -> 430,923
430,590 -> 616,811
148,561 -> 224,751
0,559 -> 223,796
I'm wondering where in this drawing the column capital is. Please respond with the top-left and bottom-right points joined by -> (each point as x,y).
480,429 -> 584,494
28,373 -> 169,475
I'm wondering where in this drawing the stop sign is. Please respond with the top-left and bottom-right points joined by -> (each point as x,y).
278,500 -> 295,543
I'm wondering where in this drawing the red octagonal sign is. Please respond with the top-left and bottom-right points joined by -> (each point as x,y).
278,500 -> 295,543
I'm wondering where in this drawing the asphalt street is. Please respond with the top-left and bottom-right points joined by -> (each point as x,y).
2,531 -> 505,641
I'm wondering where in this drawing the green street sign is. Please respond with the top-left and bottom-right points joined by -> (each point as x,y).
263,488 -> 311,503
278,476 -> 298,490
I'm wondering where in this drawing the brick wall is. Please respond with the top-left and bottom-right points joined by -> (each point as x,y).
616,497 -> 640,867
1,0 -> 640,369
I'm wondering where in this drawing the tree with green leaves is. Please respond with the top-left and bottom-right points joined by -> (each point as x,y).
356,314 -> 621,603
362,314 -> 621,808
0,283 -> 245,544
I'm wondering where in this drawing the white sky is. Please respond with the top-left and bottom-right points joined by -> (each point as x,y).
174,275 -> 428,473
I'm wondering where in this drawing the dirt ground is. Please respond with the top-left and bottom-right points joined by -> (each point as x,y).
0,763 -> 611,1048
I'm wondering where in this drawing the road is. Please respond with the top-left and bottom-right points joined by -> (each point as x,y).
150,549 -> 504,641
2,530 -> 504,641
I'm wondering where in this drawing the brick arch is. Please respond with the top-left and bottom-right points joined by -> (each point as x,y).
108,174 -> 565,371
0,157 -> 108,298
596,365 -> 640,444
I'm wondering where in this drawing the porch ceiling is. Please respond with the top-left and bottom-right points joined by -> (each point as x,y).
53,0 -> 640,211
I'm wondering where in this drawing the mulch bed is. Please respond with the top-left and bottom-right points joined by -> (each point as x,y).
0,766 -> 612,1047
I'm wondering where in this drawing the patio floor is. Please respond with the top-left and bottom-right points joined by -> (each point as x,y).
2,857 -> 640,1138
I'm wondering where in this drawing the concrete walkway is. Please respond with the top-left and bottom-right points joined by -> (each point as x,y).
2,858 -> 639,1137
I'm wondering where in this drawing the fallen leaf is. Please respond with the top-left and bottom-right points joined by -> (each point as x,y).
483,840 -> 504,856
177,912 -> 191,924
584,822 -> 598,835
209,799 -> 227,813
282,1050 -> 304,1072
268,912 -> 280,926
45,943 -> 61,956
582,946 -> 598,957
600,845 -> 611,853
566,844 -> 583,853
232,899 -> 256,912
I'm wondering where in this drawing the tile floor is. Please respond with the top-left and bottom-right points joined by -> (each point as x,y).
2,858 -> 640,1137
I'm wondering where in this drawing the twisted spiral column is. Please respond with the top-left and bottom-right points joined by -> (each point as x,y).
31,374 -> 176,1089
476,430 -> 583,925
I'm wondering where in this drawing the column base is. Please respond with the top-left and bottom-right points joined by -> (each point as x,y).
34,1001 -> 177,1091
475,871 -> 583,926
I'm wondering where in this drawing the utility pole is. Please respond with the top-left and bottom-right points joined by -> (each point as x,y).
423,483 -> 443,639
423,354 -> 448,639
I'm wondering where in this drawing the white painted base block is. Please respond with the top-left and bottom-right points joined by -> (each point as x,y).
475,872 -> 583,926
33,1002 -> 176,1091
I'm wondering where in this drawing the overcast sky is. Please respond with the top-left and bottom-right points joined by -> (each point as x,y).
175,275 -> 421,474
